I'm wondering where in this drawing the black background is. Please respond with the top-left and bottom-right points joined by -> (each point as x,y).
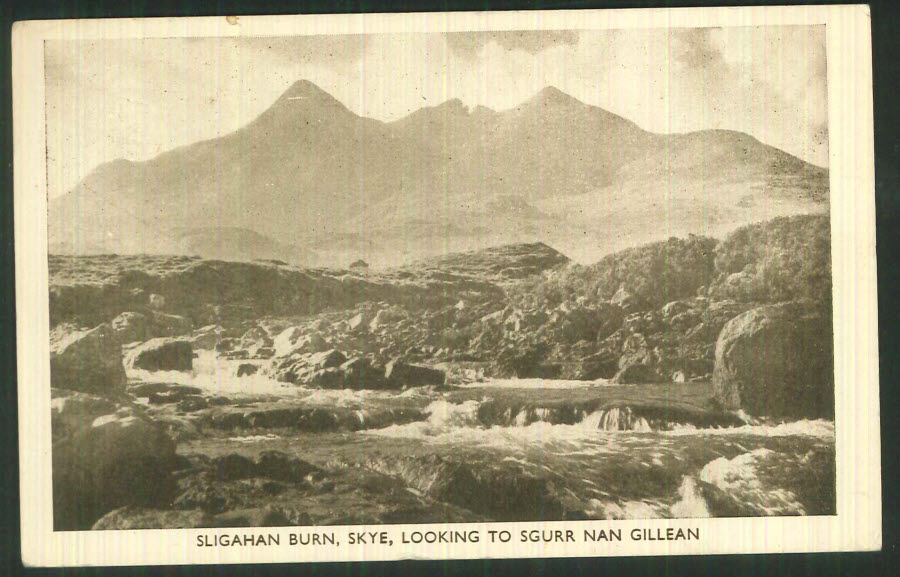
0,1 -> 896,575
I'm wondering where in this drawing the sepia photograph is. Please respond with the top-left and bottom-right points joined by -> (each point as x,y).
13,5 -> 880,566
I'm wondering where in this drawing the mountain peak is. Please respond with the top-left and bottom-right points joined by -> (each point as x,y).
530,85 -> 582,107
276,80 -> 347,109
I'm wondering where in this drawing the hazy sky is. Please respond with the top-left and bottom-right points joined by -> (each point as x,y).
45,26 -> 827,199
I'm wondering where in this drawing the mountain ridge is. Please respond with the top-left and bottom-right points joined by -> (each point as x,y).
49,81 -> 828,266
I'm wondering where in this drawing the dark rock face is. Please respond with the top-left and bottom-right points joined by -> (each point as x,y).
712,303 -> 834,419
385,359 -> 446,387
127,338 -> 193,372
50,323 -> 127,395
52,400 -> 178,530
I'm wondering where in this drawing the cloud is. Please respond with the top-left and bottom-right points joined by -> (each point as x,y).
446,30 -> 579,59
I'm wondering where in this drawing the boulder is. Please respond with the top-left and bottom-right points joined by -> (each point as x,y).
150,312 -> 193,337
272,326 -> 304,357
278,333 -> 329,357
236,363 -> 259,377
191,324 -> 225,350
50,323 -> 126,395
110,312 -> 151,343
177,395 -> 209,413
385,359 -> 445,388
51,389 -> 119,440
348,311 -> 374,333
712,303 -> 834,419
339,357 -> 388,390
256,451 -> 318,483
127,338 -> 193,372
53,411 -> 178,530
238,326 -> 274,357
610,362 -> 664,384
309,349 -> 347,370
369,307 -> 406,331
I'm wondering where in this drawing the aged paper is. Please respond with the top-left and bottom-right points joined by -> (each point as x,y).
13,5 -> 879,566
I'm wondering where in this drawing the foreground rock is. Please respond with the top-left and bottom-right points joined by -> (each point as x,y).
52,391 -> 178,530
712,303 -> 834,419
127,338 -> 193,371
50,323 -> 126,395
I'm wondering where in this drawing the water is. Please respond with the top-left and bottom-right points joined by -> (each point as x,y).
140,353 -> 835,521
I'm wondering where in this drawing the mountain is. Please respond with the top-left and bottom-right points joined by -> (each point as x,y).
49,81 -> 829,266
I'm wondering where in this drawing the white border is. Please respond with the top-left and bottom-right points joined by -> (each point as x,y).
13,5 -> 880,567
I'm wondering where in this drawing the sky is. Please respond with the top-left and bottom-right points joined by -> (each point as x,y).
44,26 -> 828,199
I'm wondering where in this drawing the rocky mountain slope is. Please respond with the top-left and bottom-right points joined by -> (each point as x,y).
50,214 -> 831,393
49,81 -> 828,266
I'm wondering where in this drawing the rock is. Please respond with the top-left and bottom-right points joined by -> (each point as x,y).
92,507 -> 214,530
712,303 -> 834,419
570,351 -> 619,381
256,451 -> 318,482
110,312 -> 151,343
177,395 -> 209,412
148,389 -> 196,404
610,362 -> 663,384
213,454 -> 257,481
191,324 -> 225,350
273,326 -> 304,357
253,346 -> 275,359
50,323 -> 126,395
672,370 -> 687,383
53,412 -> 177,530
610,286 -> 638,312
385,359 -> 445,388
339,357 -> 388,390
150,312 -> 193,337
236,363 -> 259,377
127,382 -> 202,398
369,307 -> 406,331
148,293 -> 166,310
51,389 -> 119,440
348,311 -> 374,332
309,349 -> 347,370
215,338 -> 238,353
213,506 -> 291,528
295,334 -> 330,355
661,300 -> 692,321
127,338 -> 193,372
238,326 -> 274,357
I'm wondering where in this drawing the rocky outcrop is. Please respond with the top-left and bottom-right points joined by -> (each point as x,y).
50,323 -> 127,395
126,338 -> 193,372
712,303 -> 834,419
51,391 -> 178,530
